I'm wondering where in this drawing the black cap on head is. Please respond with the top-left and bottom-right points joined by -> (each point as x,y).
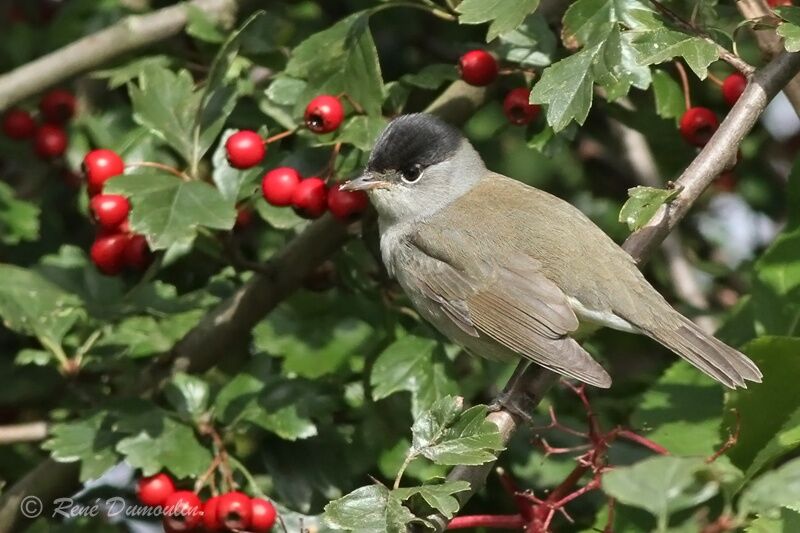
368,113 -> 463,173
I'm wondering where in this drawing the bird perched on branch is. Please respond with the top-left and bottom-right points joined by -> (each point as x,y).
342,113 -> 761,390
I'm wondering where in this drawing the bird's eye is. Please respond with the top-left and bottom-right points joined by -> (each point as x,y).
400,164 -> 423,183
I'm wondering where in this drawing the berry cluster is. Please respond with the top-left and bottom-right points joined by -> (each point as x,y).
137,473 -> 277,532
1,88 -> 76,159
82,149 -> 152,275
458,50 -> 541,126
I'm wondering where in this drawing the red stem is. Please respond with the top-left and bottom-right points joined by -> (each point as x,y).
447,514 -> 526,530
674,60 -> 692,110
617,429 -> 670,455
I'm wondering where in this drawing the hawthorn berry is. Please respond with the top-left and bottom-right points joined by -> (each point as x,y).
217,491 -> 252,530
83,149 -> 125,196
716,171 -> 737,192
235,206 -> 254,229
136,473 -> 175,507
33,124 -> 68,159
458,50 -> 498,86
722,73 -> 747,106
90,194 -> 130,230
163,490 -> 203,531
250,498 -> 278,532
39,88 -> 76,124
503,88 -> 541,125
304,95 -> 345,134
327,183 -> 368,221
90,233 -> 128,276
2,109 -> 36,139
767,0 -> 792,6
292,177 -> 328,219
202,496 -> 223,531
124,234 -> 152,271
679,107 -> 719,147
226,130 -> 265,169
262,166 -> 302,207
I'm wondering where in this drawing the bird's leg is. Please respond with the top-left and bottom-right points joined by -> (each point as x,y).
489,362 -> 559,423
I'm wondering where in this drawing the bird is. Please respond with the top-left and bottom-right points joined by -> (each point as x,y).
341,113 -> 762,390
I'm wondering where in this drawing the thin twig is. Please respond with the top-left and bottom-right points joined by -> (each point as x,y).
675,60 -> 693,110
0,422 -> 49,445
125,161 -> 192,181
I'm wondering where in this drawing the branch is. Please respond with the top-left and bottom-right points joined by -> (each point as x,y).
0,0 -> 241,111
421,49 -> 800,533
0,80 -> 488,533
736,0 -> 800,118
0,422 -> 48,445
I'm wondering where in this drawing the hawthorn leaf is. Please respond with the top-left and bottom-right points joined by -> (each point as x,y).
400,64 -> 459,90
324,485 -> 415,532
457,0 -> 540,42
0,181 -> 39,245
105,172 -> 236,250
602,456 -> 718,528
186,4 -> 225,43
165,373 -> 210,421
776,7 -> 800,52
44,412 -> 121,482
652,68 -> 686,119
496,13 -> 556,67
631,28 -> 719,79
751,225 -> 800,336
92,55 -> 172,90
740,457 -> 800,516
116,415 -> 212,478
315,115 -> 388,151
101,311 -> 202,359
747,508 -> 800,532
394,481 -> 470,519
619,186 -> 680,231
411,396 -> 504,465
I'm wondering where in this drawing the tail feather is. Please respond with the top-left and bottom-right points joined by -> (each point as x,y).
647,317 -> 762,389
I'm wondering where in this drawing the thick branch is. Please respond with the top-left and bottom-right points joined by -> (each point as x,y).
421,50 -> 800,532
736,0 -> 800,117
0,80 -> 487,533
0,0 -> 240,111
0,422 -> 48,445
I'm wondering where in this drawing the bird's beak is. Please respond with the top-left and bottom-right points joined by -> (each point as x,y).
340,173 -> 390,192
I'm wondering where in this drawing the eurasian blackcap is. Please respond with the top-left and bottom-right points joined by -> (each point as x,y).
342,114 -> 761,389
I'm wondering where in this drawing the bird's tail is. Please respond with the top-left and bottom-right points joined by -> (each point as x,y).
646,315 -> 762,389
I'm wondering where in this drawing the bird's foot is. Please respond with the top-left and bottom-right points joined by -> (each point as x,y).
488,390 -> 536,425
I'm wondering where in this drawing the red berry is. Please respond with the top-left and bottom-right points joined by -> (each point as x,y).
327,184 -> 368,221
262,167 -> 302,207
768,0 -> 792,6
124,234 -> 152,271
33,124 -> 68,159
217,491 -> 252,531
83,149 -> 125,196
235,206 -> 254,229
39,89 -> 76,124
2,109 -> 36,139
458,50 -> 498,86
90,194 -> 130,230
90,233 -> 129,276
226,130 -> 265,169
292,177 -> 328,219
679,107 -> 719,147
304,95 -> 345,134
163,491 -> 203,531
503,88 -> 540,125
716,171 -> 737,192
137,473 -> 176,507
250,498 -> 277,532
722,73 -> 747,106
202,496 -> 223,531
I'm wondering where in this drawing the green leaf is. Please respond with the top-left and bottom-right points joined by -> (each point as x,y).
747,508 -> 800,532
101,311 -> 202,359
324,485 -> 415,532
652,68 -> 686,120
740,457 -> 800,516
285,12 -> 384,116
752,226 -> 800,336
776,7 -> 800,52
602,456 -> 718,528
324,115 -> 388,151
165,373 -> 210,421
254,199 -> 305,230
92,55 -> 172,90
619,186 -> 680,231
129,65 -> 200,163
214,373 -> 318,441
116,415 -> 212,478
0,181 -> 39,245
394,481 -> 470,520
724,337 -> 800,481
261,76 -> 307,129
496,13 -> 557,67
0,264 -> 81,347
631,361 -> 722,456
631,28 -> 719,79
185,4 -> 225,43
457,0 -> 541,42
43,412 -> 121,482
371,334 -> 458,418
105,172 -> 236,250
400,64 -> 458,90
411,396 -> 504,466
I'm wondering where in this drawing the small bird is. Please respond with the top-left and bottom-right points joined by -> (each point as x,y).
342,113 -> 761,389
